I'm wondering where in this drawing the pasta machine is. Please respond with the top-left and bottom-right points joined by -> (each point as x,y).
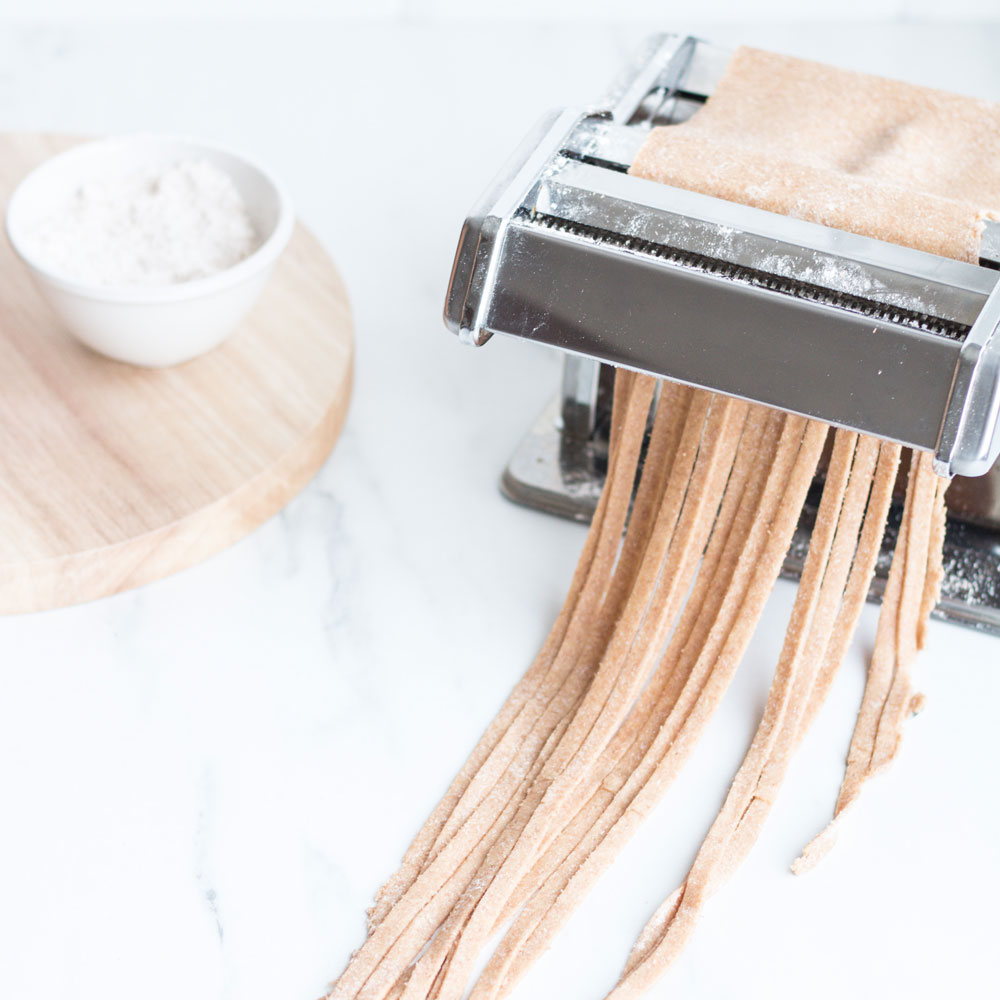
443,34 -> 1000,634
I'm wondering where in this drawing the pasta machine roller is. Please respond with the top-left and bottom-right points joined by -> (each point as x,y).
443,34 -> 1000,634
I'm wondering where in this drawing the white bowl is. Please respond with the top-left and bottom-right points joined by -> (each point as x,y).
5,134 -> 293,367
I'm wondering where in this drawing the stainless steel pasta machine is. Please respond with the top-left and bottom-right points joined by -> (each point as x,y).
443,33 -> 1000,634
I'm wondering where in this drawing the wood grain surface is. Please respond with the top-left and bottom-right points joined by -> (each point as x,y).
0,135 -> 353,613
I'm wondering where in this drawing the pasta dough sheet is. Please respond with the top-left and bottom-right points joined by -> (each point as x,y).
632,46 -> 1000,260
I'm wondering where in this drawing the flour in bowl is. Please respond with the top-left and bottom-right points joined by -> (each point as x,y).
22,159 -> 261,287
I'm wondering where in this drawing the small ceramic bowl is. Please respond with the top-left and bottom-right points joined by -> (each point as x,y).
5,134 -> 293,367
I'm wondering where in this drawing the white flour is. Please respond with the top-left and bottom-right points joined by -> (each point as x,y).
23,159 -> 261,287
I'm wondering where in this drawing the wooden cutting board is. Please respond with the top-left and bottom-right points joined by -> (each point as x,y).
0,134 -> 353,613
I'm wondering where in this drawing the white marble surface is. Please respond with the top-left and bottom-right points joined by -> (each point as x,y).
0,17 -> 998,1000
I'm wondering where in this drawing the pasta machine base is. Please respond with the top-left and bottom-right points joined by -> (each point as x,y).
502,375 -> 1000,635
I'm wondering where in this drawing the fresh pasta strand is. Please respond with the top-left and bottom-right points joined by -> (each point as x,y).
466,406 -> 790,1000
397,394 -> 750,1000
334,375 -> 658,997
794,451 -> 945,874
365,372 -> 652,930
612,432 -> 877,994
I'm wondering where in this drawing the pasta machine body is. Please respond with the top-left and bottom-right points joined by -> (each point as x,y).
443,33 -> 1000,634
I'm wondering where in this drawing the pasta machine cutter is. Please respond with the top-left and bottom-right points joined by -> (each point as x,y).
443,33 -> 1000,634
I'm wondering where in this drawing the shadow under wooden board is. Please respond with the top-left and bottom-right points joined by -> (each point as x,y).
0,134 -> 354,613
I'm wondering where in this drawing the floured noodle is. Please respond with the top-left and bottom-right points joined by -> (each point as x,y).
326,45 -> 997,1000
793,451 -> 942,874
612,434 -> 888,996
399,393 -> 750,1000
337,374 -> 658,999
366,372 -> 653,930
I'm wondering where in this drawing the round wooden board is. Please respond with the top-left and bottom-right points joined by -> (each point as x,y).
0,135 -> 353,613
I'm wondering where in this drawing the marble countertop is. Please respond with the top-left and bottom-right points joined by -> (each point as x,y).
1,17 -> 998,1000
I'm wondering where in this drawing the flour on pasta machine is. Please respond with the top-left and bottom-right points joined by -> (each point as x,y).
443,33 -> 1000,634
